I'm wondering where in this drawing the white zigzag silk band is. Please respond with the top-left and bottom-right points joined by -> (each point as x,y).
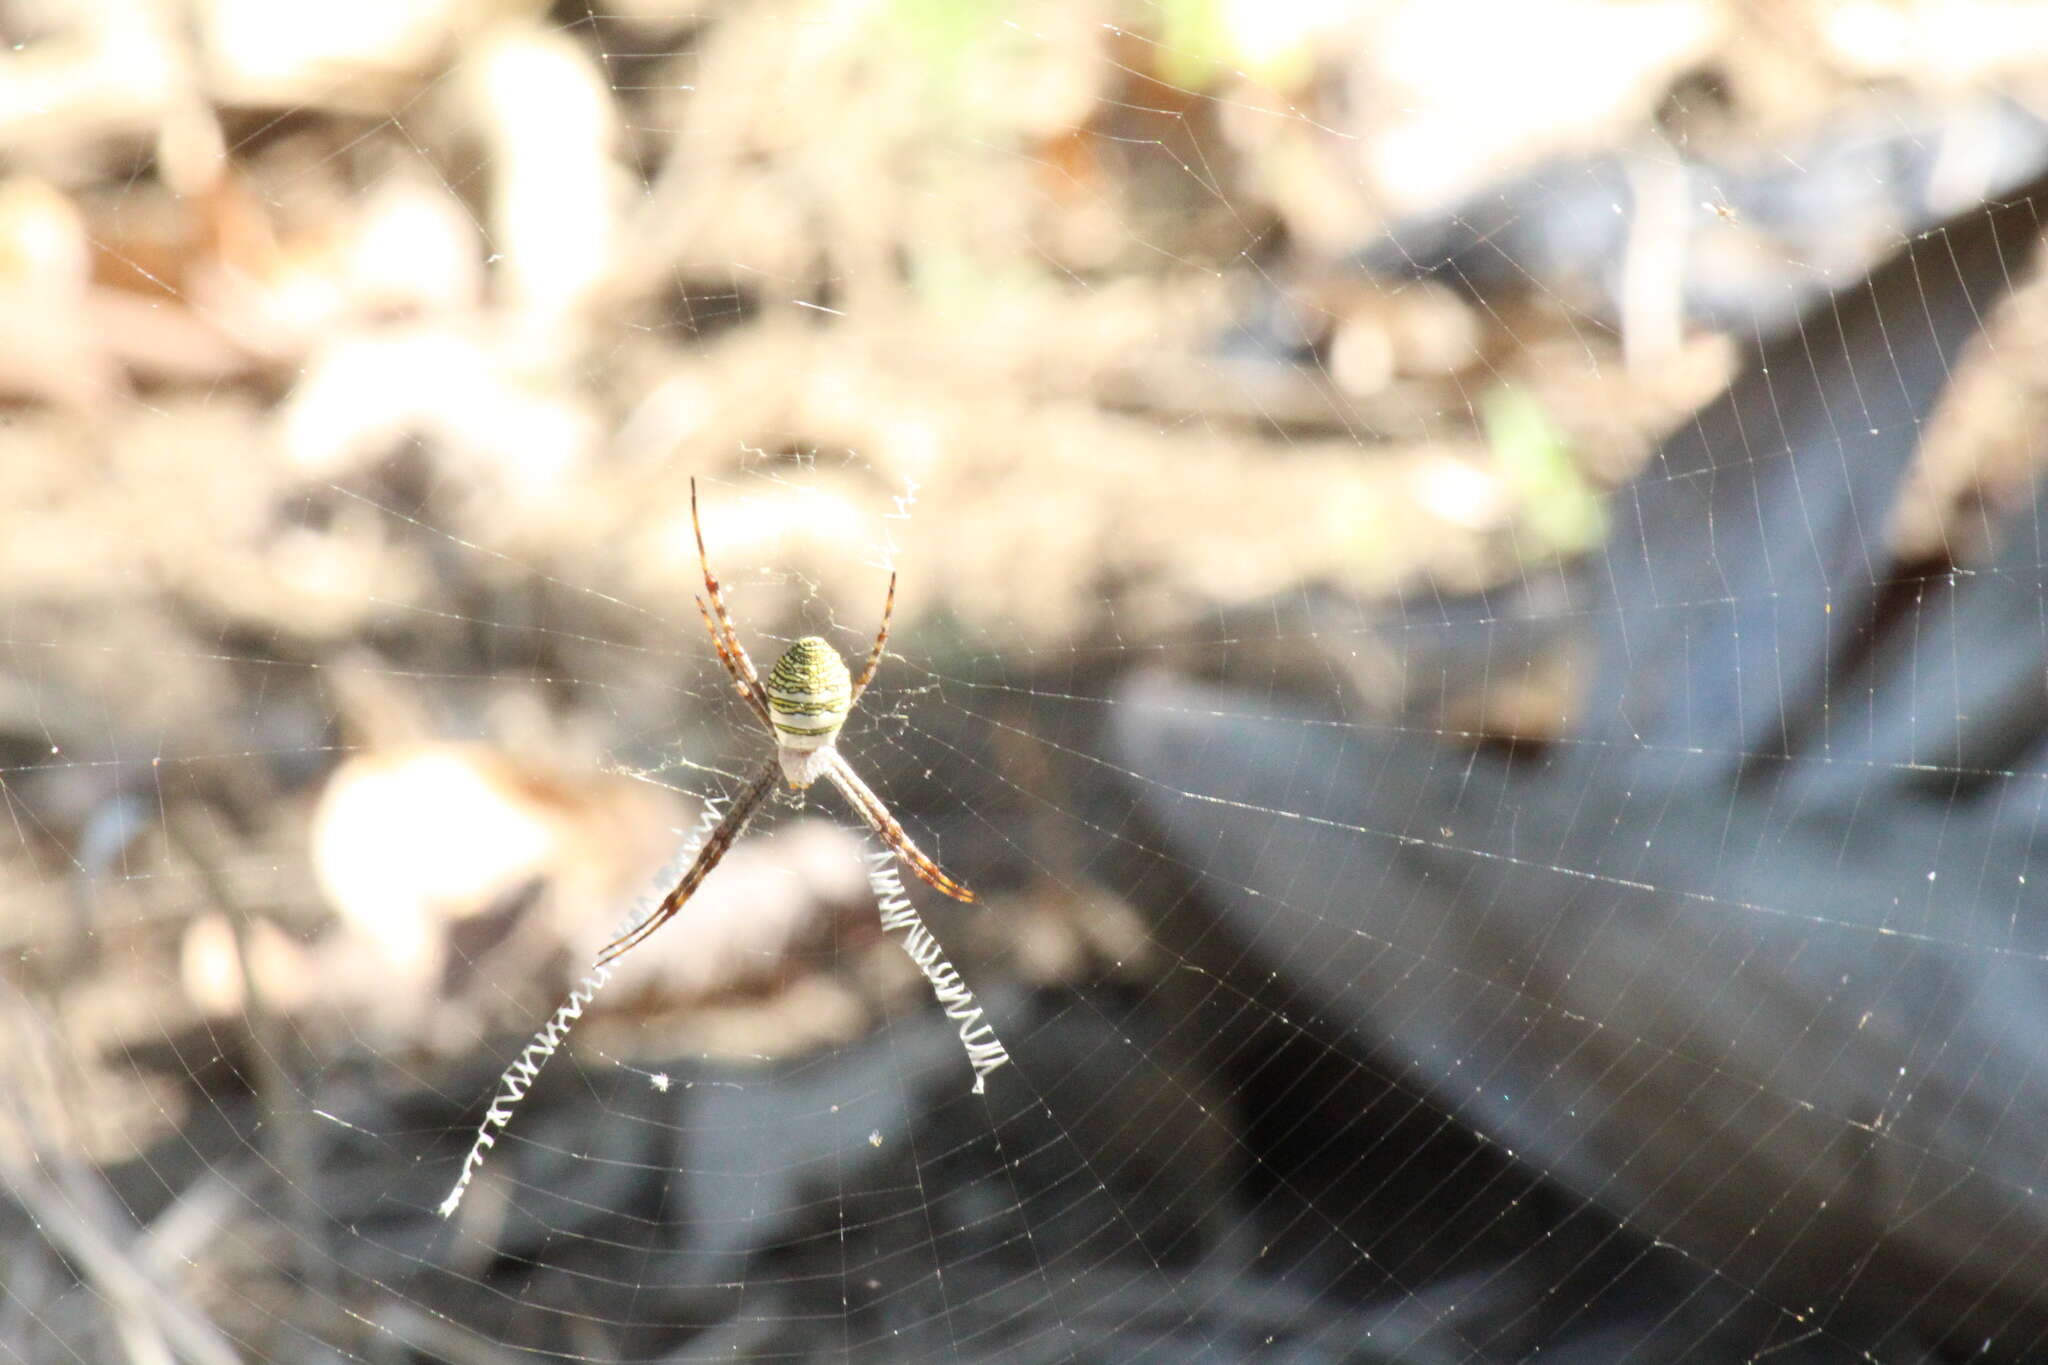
435,800 -> 724,1218
866,850 -> 1009,1091
437,811 -> 1008,1218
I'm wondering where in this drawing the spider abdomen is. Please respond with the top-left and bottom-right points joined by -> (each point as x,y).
766,636 -> 853,767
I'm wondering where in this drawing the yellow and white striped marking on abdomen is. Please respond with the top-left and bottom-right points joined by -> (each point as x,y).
765,636 -> 853,752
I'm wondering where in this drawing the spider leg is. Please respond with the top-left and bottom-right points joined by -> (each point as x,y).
692,478 -> 771,720
822,749 -> 976,903
850,571 -> 896,705
698,595 -> 772,728
596,759 -> 781,966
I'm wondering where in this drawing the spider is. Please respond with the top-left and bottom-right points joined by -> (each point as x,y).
596,480 -> 976,966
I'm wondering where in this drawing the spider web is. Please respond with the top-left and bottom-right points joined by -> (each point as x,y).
10,2 -> 2048,1361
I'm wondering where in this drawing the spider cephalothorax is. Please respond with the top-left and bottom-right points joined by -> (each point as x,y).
594,482 -> 975,967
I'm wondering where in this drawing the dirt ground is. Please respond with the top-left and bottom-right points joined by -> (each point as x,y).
9,1 -> 2048,1358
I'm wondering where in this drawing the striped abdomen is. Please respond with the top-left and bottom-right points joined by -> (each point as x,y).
766,636 -> 852,760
